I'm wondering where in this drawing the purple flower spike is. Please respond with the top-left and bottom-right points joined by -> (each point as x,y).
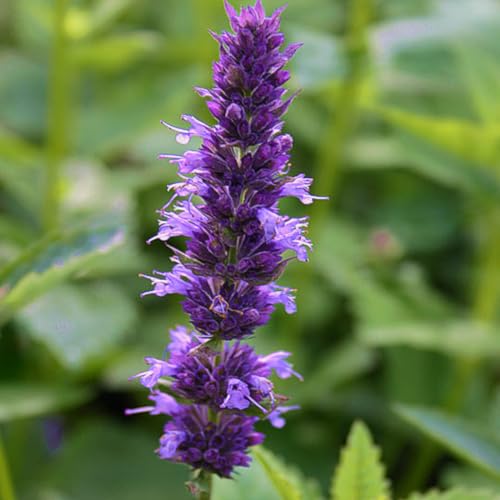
128,0 -> 322,480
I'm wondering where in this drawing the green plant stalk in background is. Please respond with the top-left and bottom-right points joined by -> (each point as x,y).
293,0 -> 372,340
310,0 -> 371,228
0,433 -> 16,500
43,0 -> 69,233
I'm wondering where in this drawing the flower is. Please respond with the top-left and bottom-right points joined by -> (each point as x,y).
128,0 -> 322,480
129,327 -> 302,413
159,405 -> 264,478
267,405 -> 300,429
141,263 -> 296,340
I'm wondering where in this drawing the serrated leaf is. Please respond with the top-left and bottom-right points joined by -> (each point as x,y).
395,405 -> 500,479
331,421 -> 390,500
0,384 -> 92,422
15,283 -> 138,372
253,446 -> 303,500
0,224 -> 125,323
359,320 -> 500,360
405,488 -> 500,500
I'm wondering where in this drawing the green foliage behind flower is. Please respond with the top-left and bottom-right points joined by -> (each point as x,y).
0,0 -> 499,498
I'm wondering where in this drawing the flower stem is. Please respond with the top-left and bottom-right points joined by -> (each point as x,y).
0,433 -> 16,500
43,0 -> 69,232
197,471 -> 212,500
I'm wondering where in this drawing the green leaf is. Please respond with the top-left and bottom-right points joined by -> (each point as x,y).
0,127 -> 40,167
0,53 -> 46,136
394,132 -> 500,198
375,106 -> 500,171
33,421 -> 191,500
71,32 -> 162,72
405,488 -> 500,500
455,43 -> 500,124
253,446 -> 303,500
331,421 -> 390,500
395,405 -> 500,479
15,282 -> 138,372
298,341 -> 376,405
213,456 -> 281,500
359,320 -> 500,360
286,27 -> 344,90
0,384 -> 92,422
75,68 -> 199,157
444,465 -> 500,492
0,224 -> 125,323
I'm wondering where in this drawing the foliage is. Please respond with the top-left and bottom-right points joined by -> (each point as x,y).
0,0 -> 499,498
331,421 -> 389,500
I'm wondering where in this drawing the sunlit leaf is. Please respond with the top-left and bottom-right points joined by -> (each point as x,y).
375,106 -> 500,171
71,32 -> 163,72
455,43 -> 500,124
0,127 -> 40,167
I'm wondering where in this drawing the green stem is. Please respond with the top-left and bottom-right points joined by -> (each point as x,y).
197,471 -> 212,500
43,0 -> 69,232
293,0 -> 372,341
309,0 -> 371,230
0,432 -> 16,500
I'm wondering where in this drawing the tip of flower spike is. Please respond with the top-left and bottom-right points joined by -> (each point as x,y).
254,0 -> 265,17
224,0 -> 238,27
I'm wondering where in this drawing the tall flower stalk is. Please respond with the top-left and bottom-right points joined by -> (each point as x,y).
127,1 -> 323,496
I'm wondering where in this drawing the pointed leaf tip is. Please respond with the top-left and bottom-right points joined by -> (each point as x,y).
331,421 -> 390,500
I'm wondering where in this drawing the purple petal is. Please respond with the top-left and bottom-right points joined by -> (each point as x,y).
221,378 -> 250,410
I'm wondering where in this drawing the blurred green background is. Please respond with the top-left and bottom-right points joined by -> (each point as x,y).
0,0 -> 499,499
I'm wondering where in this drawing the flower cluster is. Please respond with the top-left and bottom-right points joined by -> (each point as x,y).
127,0 -> 323,479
